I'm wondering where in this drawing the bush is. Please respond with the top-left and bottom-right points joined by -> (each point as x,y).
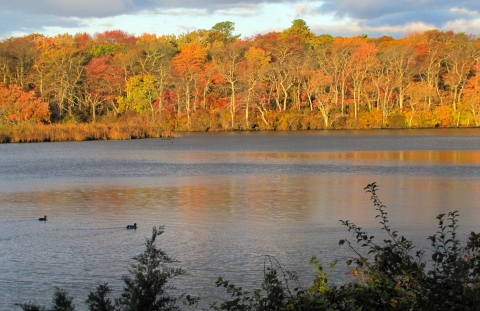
15,185 -> 480,310
116,226 -> 189,311
16,226 -> 196,311
16,288 -> 75,311
336,183 -> 480,310
210,183 -> 480,310
86,283 -> 115,311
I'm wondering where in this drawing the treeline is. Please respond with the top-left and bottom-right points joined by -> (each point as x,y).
1,20 -> 480,141
15,184 -> 480,310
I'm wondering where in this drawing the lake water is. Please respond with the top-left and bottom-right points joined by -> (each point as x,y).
1,129 -> 480,310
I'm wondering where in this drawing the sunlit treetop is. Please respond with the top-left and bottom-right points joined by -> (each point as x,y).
211,21 -> 241,42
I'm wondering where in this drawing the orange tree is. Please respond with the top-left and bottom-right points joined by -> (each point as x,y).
0,84 -> 50,124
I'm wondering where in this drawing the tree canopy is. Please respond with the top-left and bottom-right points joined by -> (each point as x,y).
1,21 -> 480,137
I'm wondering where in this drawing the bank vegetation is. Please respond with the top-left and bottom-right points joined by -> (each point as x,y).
2,21 -> 480,142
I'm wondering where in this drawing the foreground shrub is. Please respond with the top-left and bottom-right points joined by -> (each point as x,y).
15,184 -> 480,310
16,288 -> 75,311
116,226 -> 189,311
211,183 -> 480,311
336,183 -> 480,310
85,283 -> 116,311
16,226 -> 195,311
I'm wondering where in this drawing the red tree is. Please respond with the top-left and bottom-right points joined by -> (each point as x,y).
0,84 -> 50,124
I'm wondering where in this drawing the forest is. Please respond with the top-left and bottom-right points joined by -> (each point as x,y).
1,20 -> 480,142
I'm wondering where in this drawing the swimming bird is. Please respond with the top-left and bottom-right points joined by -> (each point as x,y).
127,223 -> 137,230
38,215 -> 47,221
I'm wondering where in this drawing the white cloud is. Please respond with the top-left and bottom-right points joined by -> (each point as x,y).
1,0 -> 480,39
294,5 -> 315,17
0,0 -> 132,18
450,7 -> 478,18
310,20 -> 436,38
155,8 -> 208,16
213,8 -> 259,17
443,18 -> 480,34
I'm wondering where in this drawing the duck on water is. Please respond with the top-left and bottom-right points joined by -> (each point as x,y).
38,216 -> 47,221
127,223 -> 137,230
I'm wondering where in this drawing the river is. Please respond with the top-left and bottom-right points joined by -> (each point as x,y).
1,129 -> 480,310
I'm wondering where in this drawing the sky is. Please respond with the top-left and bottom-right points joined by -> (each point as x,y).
1,0 -> 480,40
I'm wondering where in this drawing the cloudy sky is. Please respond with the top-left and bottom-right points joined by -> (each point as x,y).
1,0 -> 480,39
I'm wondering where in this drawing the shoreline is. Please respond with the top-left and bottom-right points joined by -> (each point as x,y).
1,122 -> 478,144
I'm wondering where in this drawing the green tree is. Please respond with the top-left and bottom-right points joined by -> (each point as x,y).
16,288 -> 76,311
86,283 -> 116,311
116,226 -> 188,311
211,21 -> 240,42
280,19 -> 316,46
14,303 -> 46,311
51,288 -> 76,311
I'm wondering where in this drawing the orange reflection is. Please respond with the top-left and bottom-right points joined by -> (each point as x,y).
161,150 -> 480,166
237,150 -> 480,165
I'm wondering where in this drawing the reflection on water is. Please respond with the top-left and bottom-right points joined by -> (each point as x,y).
1,130 -> 480,310
213,149 -> 480,165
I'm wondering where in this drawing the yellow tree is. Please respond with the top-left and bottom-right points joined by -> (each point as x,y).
171,43 -> 207,127
409,31 -> 446,108
176,29 -> 213,49
318,37 -> 358,116
379,40 -> 416,111
117,74 -> 158,120
32,34 -> 87,121
443,34 -> 478,111
349,41 -> 378,119
463,60 -> 480,126
241,46 -> 271,127
136,34 -> 176,119
211,40 -> 246,129
310,70 -> 336,127
0,35 -> 39,90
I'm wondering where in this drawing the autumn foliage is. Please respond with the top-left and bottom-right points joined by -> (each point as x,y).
1,22 -> 480,142
0,85 -> 50,124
